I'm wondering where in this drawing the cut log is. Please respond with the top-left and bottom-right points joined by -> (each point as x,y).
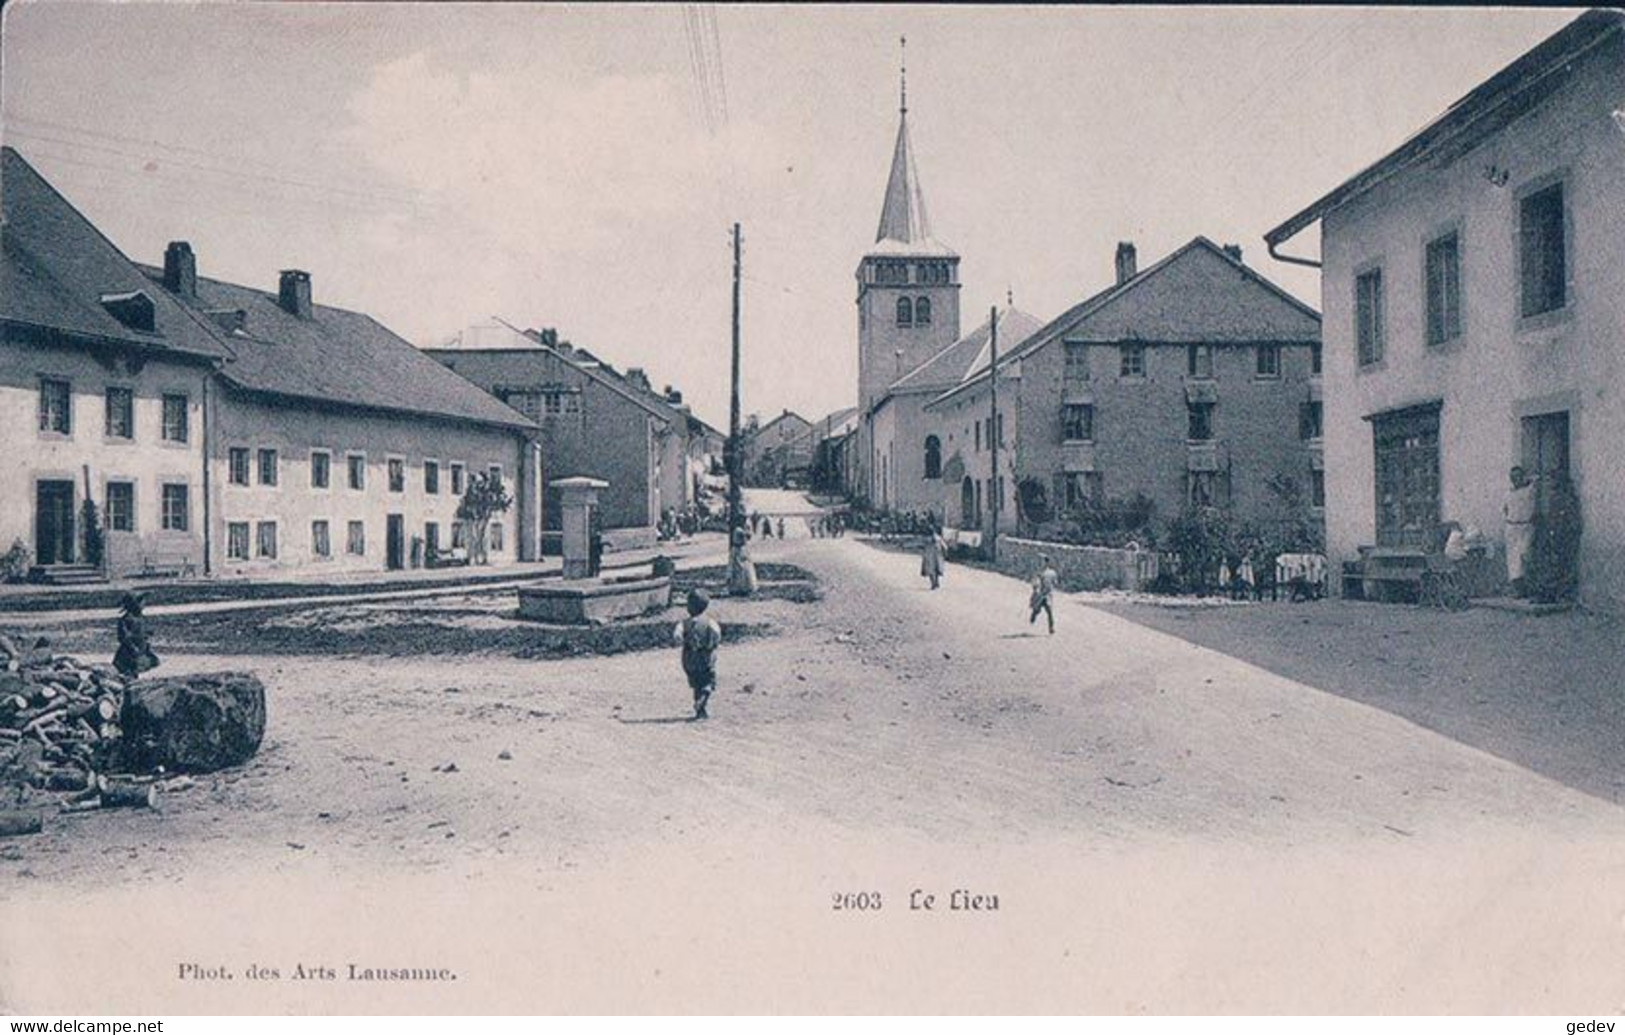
101,782 -> 156,809
120,672 -> 265,773
96,697 -> 120,723
0,811 -> 42,837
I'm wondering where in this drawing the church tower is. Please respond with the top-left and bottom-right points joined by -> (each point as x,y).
855,46 -> 961,421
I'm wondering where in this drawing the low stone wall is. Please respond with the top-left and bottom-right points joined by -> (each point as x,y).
994,535 -> 1158,592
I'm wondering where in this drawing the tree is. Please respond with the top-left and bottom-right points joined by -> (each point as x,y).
456,472 -> 513,565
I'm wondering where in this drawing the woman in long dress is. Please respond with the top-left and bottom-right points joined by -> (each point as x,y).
920,526 -> 947,590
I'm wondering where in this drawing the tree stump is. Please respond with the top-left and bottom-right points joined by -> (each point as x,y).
121,672 -> 266,773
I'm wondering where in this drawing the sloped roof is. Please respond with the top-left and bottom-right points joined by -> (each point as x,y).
0,147 -> 233,362
425,332 -> 676,425
884,307 -> 1044,404
149,271 -> 536,430
1267,9 -> 1623,249
868,107 -> 958,259
931,238 -> 1320,408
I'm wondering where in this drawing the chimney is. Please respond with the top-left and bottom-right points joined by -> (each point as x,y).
665,387 -> 683,405
1222,243 -> 1244,263
1115,242 -> 1138,285
278,269 -> 312,319
163,241 -> 197,298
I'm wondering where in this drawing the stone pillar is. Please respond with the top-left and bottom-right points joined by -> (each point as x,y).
517,438 -> 543,562
552,477 -> 607,580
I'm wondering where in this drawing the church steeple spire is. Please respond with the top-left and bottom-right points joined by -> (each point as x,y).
875,36 -> 933,246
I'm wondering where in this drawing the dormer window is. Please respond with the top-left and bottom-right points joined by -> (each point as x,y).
99,290 -> 155,332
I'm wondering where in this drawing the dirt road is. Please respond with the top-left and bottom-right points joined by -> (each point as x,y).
4,537 -> 1624,1013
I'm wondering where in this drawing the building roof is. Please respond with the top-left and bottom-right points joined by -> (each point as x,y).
1266,9 -> 1623,249
148,270 -> 537,431
929,237 -> 1320,409
869,101 -> 958,259
0,147 -> 233,362
878,307 -> 1044,415
424,333 -> 677,426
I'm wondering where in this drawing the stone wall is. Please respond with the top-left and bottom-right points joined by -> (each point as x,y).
995,535 -> 1158,592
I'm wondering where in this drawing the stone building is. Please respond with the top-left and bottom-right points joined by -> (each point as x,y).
1,147 -> 228,580
853,73 -> 962,505
871,308 -> 1041,518
930,238 -> 1323,534
740,410 -> 812,487
1265,9 -> 1625,610
427,335 -> 686,535
2,147 -> 543,580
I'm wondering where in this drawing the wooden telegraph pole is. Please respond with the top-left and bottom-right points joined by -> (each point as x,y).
727,223 -> 756,596
988,305 -> 1000,563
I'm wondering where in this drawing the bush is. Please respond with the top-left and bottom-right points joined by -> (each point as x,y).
1042,493 -> 1158,550
1,539 -> 30,582
1162,506 -> 1231,595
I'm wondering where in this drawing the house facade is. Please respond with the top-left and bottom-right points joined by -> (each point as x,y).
741,410 -> 812,487
1265,9 -> 1625,611
2,148 -> 230,579
427,341 -> 678,533
930,239 -> 1323,535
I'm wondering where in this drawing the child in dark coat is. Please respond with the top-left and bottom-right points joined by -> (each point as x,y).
113,592 -> 159,679
674,589 -> 723,720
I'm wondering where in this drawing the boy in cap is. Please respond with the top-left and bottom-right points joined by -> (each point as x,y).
1029,555 -> 1059,635
113,592 -> 160,679
675,588 -> 723,720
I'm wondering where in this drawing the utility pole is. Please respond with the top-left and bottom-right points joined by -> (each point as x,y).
727,222 -> 756,596
988,305 -> 999,563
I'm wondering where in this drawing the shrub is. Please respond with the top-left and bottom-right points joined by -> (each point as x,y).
0,539 -> 30,582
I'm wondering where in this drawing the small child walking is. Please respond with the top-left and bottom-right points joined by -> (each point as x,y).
113,592 -> 160,679
1028,556 -> 1059,635
674,589 -> 723,720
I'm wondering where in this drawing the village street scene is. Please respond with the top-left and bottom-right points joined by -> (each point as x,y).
2,4 -> 1624,1016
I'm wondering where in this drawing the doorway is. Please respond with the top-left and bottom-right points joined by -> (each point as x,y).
35,481 -> 75,566
1520,410 -> 1570,508
386,514 -> 405,570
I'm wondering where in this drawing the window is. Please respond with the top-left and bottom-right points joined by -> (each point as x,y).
1062,403 -> 1094,442
450,462 -> 466,496
995,413 -> 1005,449
1300,400 -> 1323,441
424,460 -> 440,495
1255,345 -> 1281,379
105,482 -> 135,532
161,484 -> 189,532
1063,342 -> 1089,380
1311,343 -> 1323,375
38,378 -> 71,434
229,447 -> 251,486
1373,406 -> 1441,548
1119,345 -> 1145,378
256,521 -> 278,559
105,387 -> 134,440
918,262 -> 951,285
1519,183 -> 1565,318
974,419 -> 982,452
489,522 -> 505,553
311,520 -> 331,559
1187,345 -> 1214,379
227,522 -> 250,560
161,394 -> 189,443
896,297 -> 913,328
1355,268 -> 1385,367
347,520 -> 366,556
1187,402 -> 1214,441
915,296 -> 932,325
257,448 -> 278,486
923,436 -> 942,480
1310,469 -> 1326,509
1425,231 -> 1462,345
311,451 -> 331,489
874,261 -> 909,285
348,453 -> 366,490
387,458 -> 405,493
488,464 -> 504,486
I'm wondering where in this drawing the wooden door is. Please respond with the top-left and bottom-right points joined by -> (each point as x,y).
386,514 -> 405,570
35,481 -> 75,565
1520,411 -> 1570,516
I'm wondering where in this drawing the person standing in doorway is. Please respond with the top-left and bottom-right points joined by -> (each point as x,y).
1503,466 -> 1536,597
1028,555 -> 1059,634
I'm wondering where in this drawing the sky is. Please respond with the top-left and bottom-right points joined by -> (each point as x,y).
1,3 -> 1578,428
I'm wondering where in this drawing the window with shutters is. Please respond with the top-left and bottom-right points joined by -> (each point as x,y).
1425,231 -> 1462,345
105,482 -> 135,532
256,520 -> 278,559
161,394 -> 189,443
1062,404 -> 1094,442
229,447 -> 250,486
38,378 -> 71,435
311,451 -> 332,489
227,522 -> 250,560
257,448 -> 278,486
1119,345 -> 1145,378
1356,268 -> 1385,367
1519,181 -> 1566,318
105,387 -> 134,440
1064,342 -> 1089,381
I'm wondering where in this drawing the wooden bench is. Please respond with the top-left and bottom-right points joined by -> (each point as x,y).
137,552 -> 197,579
1342,547 -> 1426,602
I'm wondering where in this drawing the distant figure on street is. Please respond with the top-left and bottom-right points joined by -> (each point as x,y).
113,592 -> 159,680
1504,465 -> 1536,597
674,589 -> 723,721
920,526 -> 947,590
776,517 -> 786,540
1028,556 -> 1059,635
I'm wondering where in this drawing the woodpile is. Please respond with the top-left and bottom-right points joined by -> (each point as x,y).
0,633 -> 208,836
